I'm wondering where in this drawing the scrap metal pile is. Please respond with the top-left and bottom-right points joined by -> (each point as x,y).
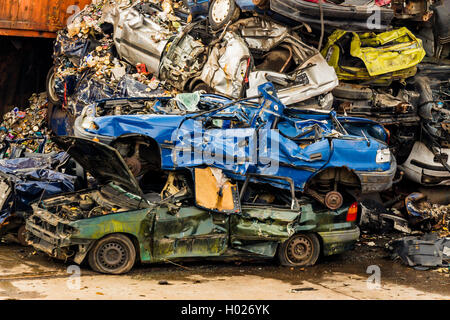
0,0 -> 449,273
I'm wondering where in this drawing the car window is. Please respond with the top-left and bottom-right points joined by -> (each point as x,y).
241,182 -> 292,209
239,174 -> 300,211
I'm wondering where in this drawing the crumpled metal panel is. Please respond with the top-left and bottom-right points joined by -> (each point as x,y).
247,53 -> 339,105
231,16 -> 338,105
231,16 -> 314,61
322,28 -> 426,84
0,152 -> 76,225
200,32 -> 251,98
106,4 -> 172,74
159,31 -> 207,90
389,234 -> 450,268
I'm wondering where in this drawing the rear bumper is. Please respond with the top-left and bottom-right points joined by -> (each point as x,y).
318,226 -> 360,256
355,157 -> 397,193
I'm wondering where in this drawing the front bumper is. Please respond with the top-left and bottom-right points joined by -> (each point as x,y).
401,141 -> 450,186
355,157 -> 397,193
318,226 -> 360,256
73,116 -> 115,145
25,209 -> 89,260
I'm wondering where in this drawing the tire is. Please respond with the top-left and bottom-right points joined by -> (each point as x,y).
46,66 -> 61,105
17,224 -> 28,247
332,83 -> 373,100
278,233 -> 320,267
209,0 -> 240,31
192,81 -> 212,93
88,234 -> 136,275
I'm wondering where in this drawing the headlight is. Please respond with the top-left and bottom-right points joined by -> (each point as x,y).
376,148 -> 391,163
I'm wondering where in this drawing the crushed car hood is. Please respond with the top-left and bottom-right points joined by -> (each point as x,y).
52,136 -> 143,196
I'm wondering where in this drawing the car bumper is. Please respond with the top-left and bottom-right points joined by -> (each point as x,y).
318,226 -> 360,256
26,210 -> 91,261
73,116 -> 115,145
401,141 -> 450,186
355,157 -> 397,193
26,219 -> 72,257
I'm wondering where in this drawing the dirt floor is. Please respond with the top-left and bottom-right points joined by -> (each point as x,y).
0,232 -> 448,300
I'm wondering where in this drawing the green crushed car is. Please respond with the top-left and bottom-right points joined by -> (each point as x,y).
25,137 -> 360,274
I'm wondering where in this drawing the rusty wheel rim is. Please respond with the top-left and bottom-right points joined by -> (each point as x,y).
48,71 -> 59,102
324,191 -> 343,210
97,242 -> 128,271
125,156 -> 142,177
17,225 -> 28,246
286,236 -> 312,264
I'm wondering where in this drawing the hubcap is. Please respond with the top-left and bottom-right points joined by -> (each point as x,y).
287,236 -> 312,263
48,72 -> 59,102
98,242 -> 128,270
211,0 -> 231,24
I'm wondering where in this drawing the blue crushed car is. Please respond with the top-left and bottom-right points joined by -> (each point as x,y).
74,83 -> 396,210
0,141 -> 78,245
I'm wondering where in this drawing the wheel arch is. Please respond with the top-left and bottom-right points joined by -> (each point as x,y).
110,133 -> 163,170
305,166 -> 362,191
86,232 -> 142,264
277,231 -> 322,267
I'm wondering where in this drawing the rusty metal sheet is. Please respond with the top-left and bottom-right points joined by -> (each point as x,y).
0,0 -> 91,38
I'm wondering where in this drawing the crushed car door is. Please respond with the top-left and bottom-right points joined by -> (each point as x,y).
151,171 -> 232,261
152,205 -> 229,260
230,174 -> 302,257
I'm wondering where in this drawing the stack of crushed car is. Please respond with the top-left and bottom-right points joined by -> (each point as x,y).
0,0 -> 449,273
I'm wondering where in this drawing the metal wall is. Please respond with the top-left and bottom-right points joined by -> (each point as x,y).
0,0 -> 91,38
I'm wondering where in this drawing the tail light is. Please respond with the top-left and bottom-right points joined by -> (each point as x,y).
346,202 -> 358,222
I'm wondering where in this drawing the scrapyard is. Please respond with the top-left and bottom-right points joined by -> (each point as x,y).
0,0 -> 448,301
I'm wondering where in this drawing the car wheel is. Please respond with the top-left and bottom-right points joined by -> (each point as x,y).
324,191 -> 344,210
46,66 -> 61,105
88,234 -> 136,275
17,225 -> 28,246
332,83 -> 373,100
192,81 -> 212,93
278,233 -> 320,267
209,0 -> 240,31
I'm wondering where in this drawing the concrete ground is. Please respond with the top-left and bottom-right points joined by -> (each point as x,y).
0,233 -> 448,300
